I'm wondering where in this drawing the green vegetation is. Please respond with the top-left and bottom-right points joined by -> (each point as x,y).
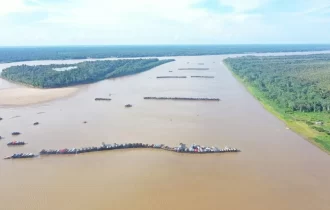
224,54 -> 330,153
1,59 -> 174,88
1,45 -> 330,63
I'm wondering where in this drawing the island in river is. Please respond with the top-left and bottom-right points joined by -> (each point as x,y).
1,58 -> 174,88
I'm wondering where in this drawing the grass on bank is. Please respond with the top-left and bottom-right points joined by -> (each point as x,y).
225,63 -> 330,154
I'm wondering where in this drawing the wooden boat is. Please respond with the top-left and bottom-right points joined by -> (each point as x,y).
7,141 -> 26,146
95,98 -> 111,101
39,143 -> 240,157
4,153 -> 37,159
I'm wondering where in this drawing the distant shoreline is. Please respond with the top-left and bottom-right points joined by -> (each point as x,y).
1,44 -> 330,63
1,51 -> 330,107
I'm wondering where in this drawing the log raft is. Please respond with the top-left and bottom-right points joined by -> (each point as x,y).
144,97 -> 220,101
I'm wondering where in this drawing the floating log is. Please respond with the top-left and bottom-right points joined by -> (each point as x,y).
178,68 -> 209,70
157,76 -> 186,79
95,98 -> 111,101
191,76 -> 214,78
144,97 -> 220,101
7,141 -> 26,146
11,132 -> 21,136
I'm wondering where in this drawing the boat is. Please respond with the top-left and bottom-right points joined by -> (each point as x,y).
12,132 -> 21,136
33,122 -> 39,125
39,142 -> 240,157
95,98 -> 111,101
125,104 -> 133,108
4,153 -> 37,159
7,141 -> 26,146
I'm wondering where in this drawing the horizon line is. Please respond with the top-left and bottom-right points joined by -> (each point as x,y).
1,43 -> 330,48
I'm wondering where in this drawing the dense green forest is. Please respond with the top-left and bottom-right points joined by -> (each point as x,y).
1,45 -> 330,63
224,54 -> 330,153
1,59 -> 173,88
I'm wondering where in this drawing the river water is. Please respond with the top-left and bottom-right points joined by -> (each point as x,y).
0,54 -> 330,210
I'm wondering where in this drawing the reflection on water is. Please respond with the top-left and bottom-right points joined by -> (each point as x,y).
0,54 -> 330,210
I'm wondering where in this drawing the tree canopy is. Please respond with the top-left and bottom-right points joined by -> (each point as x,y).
224,54 -> 330,113
1,45 -> 330,63
1,58 -> 174,88
224,54 -> 330,152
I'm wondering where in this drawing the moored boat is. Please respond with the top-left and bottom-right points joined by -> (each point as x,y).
7,141 -> 26,146
12,132 -> 21,136
38,142 -> 240,157
4,153 -> 37,159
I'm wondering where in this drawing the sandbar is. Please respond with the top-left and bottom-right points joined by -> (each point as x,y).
0,87 -> 78,106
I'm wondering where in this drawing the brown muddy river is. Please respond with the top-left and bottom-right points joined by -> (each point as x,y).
0,54 -> 330,210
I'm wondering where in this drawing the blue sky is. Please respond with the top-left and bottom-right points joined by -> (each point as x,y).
0,0 -> 329,46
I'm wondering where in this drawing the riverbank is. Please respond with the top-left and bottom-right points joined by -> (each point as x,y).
224,62 -> 330,154
0,87 -> 78,106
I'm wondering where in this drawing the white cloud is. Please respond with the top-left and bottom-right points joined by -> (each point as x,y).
0,0 -> 270,45
0,0 -> 329,45
218,0 -> 270,12
0,0 -> 37,16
